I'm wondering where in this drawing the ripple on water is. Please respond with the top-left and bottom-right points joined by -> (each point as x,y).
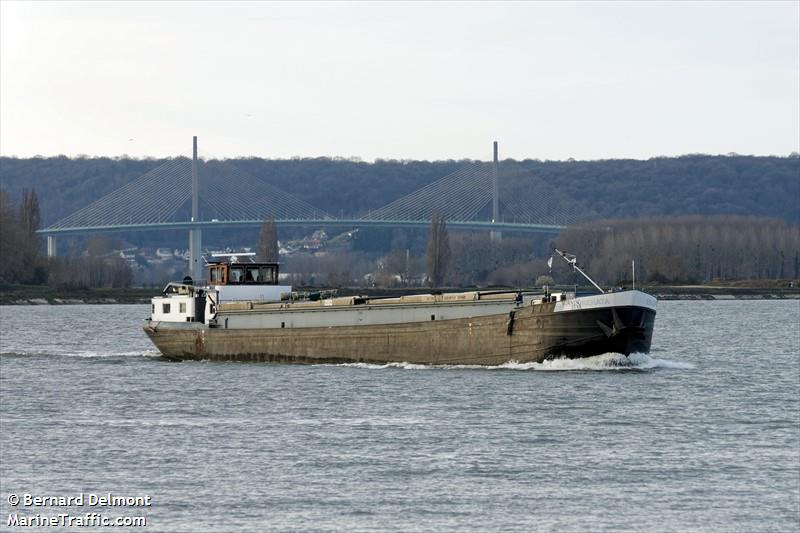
0,301 -> 797,533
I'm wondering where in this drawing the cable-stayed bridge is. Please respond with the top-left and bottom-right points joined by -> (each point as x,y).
38,138 -> 580,278
45,157 -> 331,231
361,162 -> 584,227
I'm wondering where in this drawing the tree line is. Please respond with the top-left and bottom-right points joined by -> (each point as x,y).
555,215 -> 800,285
0,188 -> 133,288
3,185 -> 797,290
3,189 -> 797,289
273,220 -> 549,289
272,214 -> 799,289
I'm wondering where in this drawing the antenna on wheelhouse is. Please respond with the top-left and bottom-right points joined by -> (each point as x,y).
553,249 -> 605,294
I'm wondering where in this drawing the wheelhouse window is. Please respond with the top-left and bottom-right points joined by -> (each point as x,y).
229,267 -> 244,284
260,266 -> 276,284
211,262 -> 277,285
209,266 -> 226,284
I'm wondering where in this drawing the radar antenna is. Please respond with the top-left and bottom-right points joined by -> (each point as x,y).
211,252 -> 257,264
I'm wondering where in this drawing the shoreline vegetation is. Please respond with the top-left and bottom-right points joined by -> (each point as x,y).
2,282 -> 798,305
3,163 -> 799,293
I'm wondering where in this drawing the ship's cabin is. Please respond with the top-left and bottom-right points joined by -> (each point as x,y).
208,261 -> 279,286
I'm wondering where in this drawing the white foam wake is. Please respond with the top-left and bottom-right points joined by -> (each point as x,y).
0,349 -> 161,359
335,353 -> 694,371
500,352 -> 695,371
69,350 -> 162,358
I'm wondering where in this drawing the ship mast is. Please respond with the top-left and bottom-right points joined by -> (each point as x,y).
553,249 -> 605,294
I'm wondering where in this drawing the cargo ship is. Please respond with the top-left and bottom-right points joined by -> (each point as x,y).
142,250 -> 657,365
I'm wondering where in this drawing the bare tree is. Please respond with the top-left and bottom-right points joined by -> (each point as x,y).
426,213 -> 451,287
258,218 -> 279,262
386,249 -> 418,286
19,188 -> 41,269
0,188 -> 23,283
19,188 -> 40,237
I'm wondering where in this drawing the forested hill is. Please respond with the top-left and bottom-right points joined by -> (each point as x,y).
0,154 -> 797,227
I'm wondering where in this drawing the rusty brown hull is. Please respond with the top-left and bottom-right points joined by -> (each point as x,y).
143,302 -> 656,365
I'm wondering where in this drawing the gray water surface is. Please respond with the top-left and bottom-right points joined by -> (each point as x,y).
1,301 -> 798,532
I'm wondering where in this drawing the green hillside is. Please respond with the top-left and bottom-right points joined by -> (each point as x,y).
1,153 -> 797,229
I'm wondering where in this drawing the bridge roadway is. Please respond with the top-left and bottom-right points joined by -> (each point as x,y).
38,218 -> 566,236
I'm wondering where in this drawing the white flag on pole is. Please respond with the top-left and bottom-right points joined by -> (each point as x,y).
547,256 -> 553,271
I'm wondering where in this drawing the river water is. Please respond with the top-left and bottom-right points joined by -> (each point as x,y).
0,301 -> 798,532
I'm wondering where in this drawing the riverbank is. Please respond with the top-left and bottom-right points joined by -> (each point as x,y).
2,283 -> 799,305
645,285 -> 800,300
0,285 -> 157,305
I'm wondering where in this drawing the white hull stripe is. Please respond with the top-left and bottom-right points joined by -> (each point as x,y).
553,290 -> 657,313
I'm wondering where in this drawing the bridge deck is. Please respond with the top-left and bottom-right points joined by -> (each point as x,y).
38,218 -> 565,236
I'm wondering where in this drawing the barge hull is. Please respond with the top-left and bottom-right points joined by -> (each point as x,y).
144,303 -> 655,365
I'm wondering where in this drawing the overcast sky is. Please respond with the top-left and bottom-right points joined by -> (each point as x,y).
1,1 -> 798,161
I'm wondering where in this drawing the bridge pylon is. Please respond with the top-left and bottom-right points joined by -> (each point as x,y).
47,235 -> 57,257
490,141 -> 501,242
189,136 -> 203,281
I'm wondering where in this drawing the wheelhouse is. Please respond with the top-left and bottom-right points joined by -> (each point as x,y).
208,262 -> 279,286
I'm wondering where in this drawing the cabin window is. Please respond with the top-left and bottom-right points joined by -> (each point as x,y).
431,314 -> 436,321
179,302 -> 186,313
237,266 -> 277,284
151,304 -> 154,314
229,267 -> 244,284
209,263 -> 274,285
258,266 -> 274,284
162,303 -> 171,314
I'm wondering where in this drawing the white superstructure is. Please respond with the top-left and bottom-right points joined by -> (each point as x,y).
150,257 -> 291,324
